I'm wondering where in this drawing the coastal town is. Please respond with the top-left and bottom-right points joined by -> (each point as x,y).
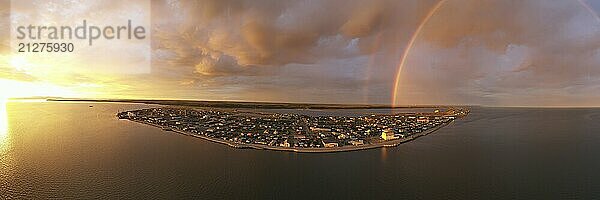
117,107 -> 468,152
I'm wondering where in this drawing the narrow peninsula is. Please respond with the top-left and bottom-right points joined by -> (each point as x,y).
116,105 -> 469,153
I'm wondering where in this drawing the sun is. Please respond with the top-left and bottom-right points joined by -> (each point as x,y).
0,79 -> 78,99
1,55 -> 80,99
9,56 -> 29,71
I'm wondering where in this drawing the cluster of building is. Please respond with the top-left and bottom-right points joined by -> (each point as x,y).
118,107 -> 466,148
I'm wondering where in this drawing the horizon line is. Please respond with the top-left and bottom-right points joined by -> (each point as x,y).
7,96 -> 600,108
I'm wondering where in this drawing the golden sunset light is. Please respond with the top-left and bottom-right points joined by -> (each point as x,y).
0,79 -> 77,99
1,1 -> 600,198
0,98 -> 6,139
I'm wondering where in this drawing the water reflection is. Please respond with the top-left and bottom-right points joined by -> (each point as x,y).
0,99 -> 7,141
0,99 -> 9,158
380,147 -> 388,162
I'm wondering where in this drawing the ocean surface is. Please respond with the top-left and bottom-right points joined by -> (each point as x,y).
1,102 -> 600,199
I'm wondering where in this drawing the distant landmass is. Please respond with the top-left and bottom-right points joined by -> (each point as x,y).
10,96 -> 63,100
46,98 -> 463,109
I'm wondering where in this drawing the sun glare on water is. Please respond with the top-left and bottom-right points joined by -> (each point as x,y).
0,54 -> 81,142
0,83 -> 12,140
0,98 -> 7,140
0,78 -> 78,139
0,81 -> 10,139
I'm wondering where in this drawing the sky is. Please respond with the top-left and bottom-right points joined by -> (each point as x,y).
0,0 -> 599,106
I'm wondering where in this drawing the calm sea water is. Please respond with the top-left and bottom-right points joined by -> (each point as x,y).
1,102 -> 600,199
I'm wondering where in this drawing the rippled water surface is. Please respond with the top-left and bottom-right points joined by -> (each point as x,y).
1,102 -> 600,199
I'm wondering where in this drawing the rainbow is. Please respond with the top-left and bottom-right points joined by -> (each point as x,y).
391,0 -> 448,106
577,0 -> 600,23
391,0 -> 600,107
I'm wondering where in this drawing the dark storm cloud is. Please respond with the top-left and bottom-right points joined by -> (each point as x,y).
148,0 -> 599,105
151,0 -> 439,76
